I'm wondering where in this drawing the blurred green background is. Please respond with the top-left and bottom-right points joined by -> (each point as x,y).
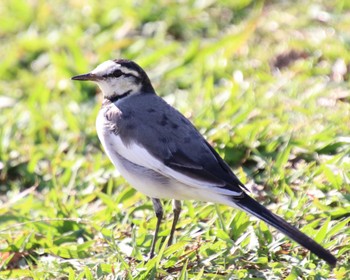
1,0 -> 349,279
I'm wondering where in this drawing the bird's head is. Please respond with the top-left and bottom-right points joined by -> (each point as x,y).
72,59 -> 155,101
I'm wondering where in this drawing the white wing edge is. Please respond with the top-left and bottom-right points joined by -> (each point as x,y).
109,134 -> 242,196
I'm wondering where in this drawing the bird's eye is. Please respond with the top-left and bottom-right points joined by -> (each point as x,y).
112,70 -> 123,78
103,70 -> 124,79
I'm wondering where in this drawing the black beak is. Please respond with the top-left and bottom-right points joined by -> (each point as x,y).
71,73 -> 98,81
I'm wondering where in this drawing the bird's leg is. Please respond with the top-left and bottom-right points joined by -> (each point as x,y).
168,200 -> 181,246
150,198 -> 163,259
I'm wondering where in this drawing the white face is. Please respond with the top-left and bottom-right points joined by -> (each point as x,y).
91,60 -> 142,100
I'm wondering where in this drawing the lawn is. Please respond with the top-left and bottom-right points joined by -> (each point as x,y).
0,0 -> 349,279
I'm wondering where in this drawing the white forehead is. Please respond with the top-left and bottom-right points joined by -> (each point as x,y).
91,60 -> 140,77
91,60 -> 118,75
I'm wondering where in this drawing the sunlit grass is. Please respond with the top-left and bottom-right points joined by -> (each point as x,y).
0,0 -> 349,279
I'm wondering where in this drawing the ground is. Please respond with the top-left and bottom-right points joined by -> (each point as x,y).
0,0 -> 349,279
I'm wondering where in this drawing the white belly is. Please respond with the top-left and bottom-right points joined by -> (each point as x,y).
96,109 -> 178,199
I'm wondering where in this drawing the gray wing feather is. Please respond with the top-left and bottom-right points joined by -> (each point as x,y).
116,93 -> 245,197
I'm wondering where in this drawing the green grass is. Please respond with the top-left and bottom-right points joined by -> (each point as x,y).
1,0 -> 349,279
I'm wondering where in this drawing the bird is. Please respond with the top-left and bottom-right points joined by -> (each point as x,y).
71,59 -> 337,266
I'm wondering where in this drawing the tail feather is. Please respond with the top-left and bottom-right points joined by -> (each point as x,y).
234,194 -> 337,266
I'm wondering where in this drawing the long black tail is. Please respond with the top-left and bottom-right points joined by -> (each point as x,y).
234,194 -> 337,266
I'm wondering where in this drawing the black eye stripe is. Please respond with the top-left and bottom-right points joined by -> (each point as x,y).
103,70 -> 139,79
103,70 -> 123,78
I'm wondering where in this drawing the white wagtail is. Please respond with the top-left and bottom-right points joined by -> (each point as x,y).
72,59 -> 336,266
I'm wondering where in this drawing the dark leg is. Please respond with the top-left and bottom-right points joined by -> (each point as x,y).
168,200 -> 181,246
150,198 -> 163,258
